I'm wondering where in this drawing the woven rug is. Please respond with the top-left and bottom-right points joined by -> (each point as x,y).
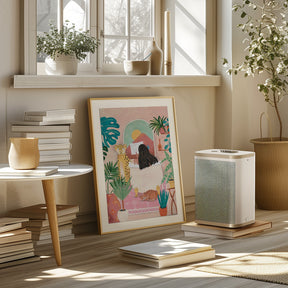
195,245 -> 288,285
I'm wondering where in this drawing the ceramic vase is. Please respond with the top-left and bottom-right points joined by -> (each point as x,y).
45,53 -> 78,75
145,39 -> 163,75
8,138 -> 40,170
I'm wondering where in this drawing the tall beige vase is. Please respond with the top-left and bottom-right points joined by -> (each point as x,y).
145,39 -> 163,75
251,137 -> 288,210
8,138 -> 40,170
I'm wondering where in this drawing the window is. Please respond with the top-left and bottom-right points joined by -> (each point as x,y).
24,0 -> 214,76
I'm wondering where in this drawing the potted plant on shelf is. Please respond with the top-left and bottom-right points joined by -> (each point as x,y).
110,176 -> 132,222
158,189 -> 169,216
37,21 -> 100,75
223,0 -> 288,209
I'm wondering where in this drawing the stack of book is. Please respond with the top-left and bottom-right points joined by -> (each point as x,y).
7,204 -> 79,250
181,220 -> 272,239
11,109 -> 76,166
119,238 -> 215,268
0,217 -> 40,268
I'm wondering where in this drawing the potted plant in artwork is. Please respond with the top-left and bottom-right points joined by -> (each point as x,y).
110,176 -> 132,222
105,161 -> 121,223
149,116 -> 168,135
223,0 -> 288,209
161,151 -> 174,188
158,189 -> 169,216
37,21 -> 100,75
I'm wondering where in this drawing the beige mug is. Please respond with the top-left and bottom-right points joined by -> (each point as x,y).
8,137 -> 40,169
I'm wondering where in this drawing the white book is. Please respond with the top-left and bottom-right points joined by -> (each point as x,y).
11,125 -> 71,132
120,248 -> 216,269
24,115 -> 75,122
39,154 -> 71,162
39,149 -> 70,156
20,131 -> 72,139
25,109 -> 76,117
119,238 -> 215,269
0,166 -> 58,176
38,138 -> 70,144
12,119 -> 75,126
38,143 -> 72,151
39,160 -> 70,166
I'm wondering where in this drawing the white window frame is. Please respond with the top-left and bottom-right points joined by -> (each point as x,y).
24,0 -> 215,76
98,0 -> 161,74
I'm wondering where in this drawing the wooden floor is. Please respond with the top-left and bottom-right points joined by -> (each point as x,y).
1,209 -> 288,288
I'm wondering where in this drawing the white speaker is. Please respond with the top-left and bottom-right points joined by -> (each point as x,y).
195,149 -> 255,228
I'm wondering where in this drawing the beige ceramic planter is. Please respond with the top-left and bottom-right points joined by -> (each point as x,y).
251,137 -> 288,210
8,137 -> 40,169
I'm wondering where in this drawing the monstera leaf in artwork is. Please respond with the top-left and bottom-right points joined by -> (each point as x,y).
100,116 -> 120,159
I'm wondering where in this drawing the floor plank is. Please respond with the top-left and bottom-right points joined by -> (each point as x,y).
1,209 -> 288,288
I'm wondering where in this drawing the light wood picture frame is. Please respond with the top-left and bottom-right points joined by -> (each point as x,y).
88,96 -> 185,234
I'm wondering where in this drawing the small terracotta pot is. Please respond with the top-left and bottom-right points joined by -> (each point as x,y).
159,207 -> 167,216
8,138 -> 40,169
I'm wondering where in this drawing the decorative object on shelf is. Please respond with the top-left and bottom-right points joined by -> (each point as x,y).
164,10 -> 172,75
223,0 -> 288,210
8,138 -> 40,170
88,96 -> 185,234
123,60 -> 150,75
37,21 -> 100,75
144,39 -> 163,75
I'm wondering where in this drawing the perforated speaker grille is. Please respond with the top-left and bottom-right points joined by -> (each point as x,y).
195,159 -> 235,224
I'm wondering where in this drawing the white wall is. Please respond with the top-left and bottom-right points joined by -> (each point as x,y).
216,0 -> 269,150
0,0 -> 216,217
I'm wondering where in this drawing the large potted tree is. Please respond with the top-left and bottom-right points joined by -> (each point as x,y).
224,0 -> 288,209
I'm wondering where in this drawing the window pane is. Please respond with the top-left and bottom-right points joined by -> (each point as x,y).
131,0 -> 153,37
104,0 -> 127,36
104,39 -> 127,64
63,0 -> 89,31
130,39 -> 151,60
37,0 -> 58,33
37,0 -> 58,62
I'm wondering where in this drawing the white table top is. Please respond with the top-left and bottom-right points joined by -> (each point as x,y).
0,164 -> 93,181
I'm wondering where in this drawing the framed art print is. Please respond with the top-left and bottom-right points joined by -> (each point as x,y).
88,96 -> 185,234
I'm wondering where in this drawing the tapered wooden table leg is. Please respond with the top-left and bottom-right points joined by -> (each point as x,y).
42,179 -> 62,266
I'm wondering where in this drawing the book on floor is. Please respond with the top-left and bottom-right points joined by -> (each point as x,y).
0,217 -> 29,233
7,204 -> 79,220
0,240 -> 34,256
181,220 -> 272,239
119,238 -> 215,268
0,166 -> 58,177
0,255 -> 40,269
28,213 -> 77,228
0,229 -> 32,245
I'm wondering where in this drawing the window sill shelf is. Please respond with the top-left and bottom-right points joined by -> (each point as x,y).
13,75 -> 221,89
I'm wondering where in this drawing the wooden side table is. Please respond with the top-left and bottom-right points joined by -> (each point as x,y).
0,164 -> 93,266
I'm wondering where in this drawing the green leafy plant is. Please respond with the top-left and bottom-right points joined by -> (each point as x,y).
149,116 -> 168,135
223,0 -> 288,140
157,189 -> 169,208
37,21 -> 100,61
101,116 -> 120,160
110,176 -> 132,210
161,151 -> 174,184
104,161 -> 119,193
